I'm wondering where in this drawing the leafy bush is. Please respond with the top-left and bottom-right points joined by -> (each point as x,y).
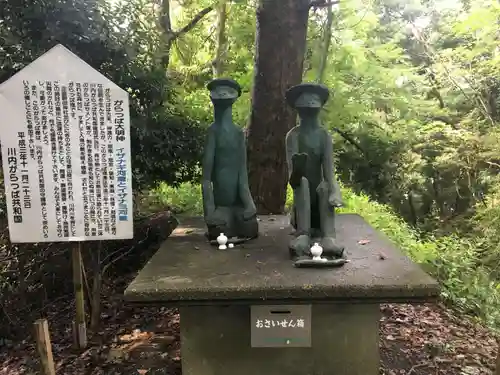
470,179 -> 500,278
144,182 -> 203,215
338,186 -> 500,330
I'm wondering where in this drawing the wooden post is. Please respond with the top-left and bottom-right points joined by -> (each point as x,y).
90,241 -> 102,331
72,242 -> 87,349
495,337 -> 500,375
34,319 -> 56,375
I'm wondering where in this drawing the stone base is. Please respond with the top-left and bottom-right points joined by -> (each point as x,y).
125,215 -> 439,304
180,304 -> 380,375
125,214 -> 439,374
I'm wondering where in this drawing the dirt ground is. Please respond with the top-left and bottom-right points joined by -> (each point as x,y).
0,215 -> 498,375
0,276 -> 497,375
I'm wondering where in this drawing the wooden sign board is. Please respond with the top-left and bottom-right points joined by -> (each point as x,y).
0,44 -> 133,243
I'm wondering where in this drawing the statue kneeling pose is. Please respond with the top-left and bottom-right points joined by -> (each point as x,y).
285,83 -> 344,258
202,78 -> 259,242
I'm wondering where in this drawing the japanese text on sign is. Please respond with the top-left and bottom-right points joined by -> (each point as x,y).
255,318 -> 306,329
0,45 -> 133,243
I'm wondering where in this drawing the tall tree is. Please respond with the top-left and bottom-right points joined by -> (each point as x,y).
246,0 -> 312,214
212,0 -> 228,77
317,4 -> 334,83
158,0 -> 215,68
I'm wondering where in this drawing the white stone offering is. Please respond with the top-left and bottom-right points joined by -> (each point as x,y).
310,242 -> 326,262
217,232 -> 228,250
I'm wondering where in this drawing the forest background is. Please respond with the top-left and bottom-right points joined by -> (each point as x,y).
1,0 -> 500,339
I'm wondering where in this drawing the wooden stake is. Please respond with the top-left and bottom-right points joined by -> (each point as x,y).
72,242 -> 87,349
495,337 -> 500,375
90,241 -> 102,332
33,319 -> 56,375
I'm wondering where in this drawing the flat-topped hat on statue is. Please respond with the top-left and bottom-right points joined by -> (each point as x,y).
285,82 -> 330,108
201,78 -> 259,245
285,82 -> 346,267
207,78 -> 242,98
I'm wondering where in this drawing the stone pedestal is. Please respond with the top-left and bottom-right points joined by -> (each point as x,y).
180,304 -> 379,375
124,214 -> 439,375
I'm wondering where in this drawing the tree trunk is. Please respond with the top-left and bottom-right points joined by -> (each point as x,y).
159,0 -> 174,68
247,0 -> 311,214
408,190 -> 417,226
432,173 -> 445,218
158,0 -> 214,70
213,0 -> 228,77
317,3 -> 334,83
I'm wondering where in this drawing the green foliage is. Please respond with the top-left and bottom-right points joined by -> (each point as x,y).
470,178 -> 500,276
0,0 -> 203,191
169,1 -> 257,126
0,0 -> 204,337
3,0 -> 500,333
143,182 -> 204,215
341,186 -> 500,329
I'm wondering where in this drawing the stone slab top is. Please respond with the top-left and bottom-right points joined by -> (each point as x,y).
124,214 -> 439,305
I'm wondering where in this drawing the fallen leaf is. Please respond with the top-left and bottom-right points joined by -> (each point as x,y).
358,239 -> 371,245
461,366 -> 481,375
